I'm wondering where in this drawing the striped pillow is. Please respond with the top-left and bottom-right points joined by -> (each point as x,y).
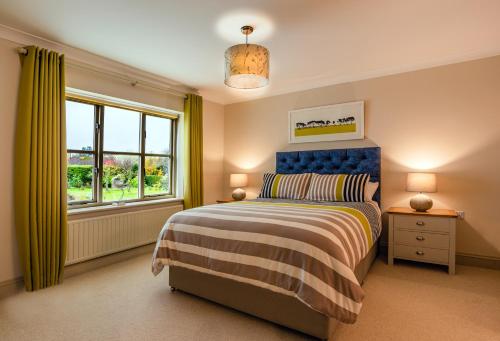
258,173 -> 312,200
305,173 -> 370,202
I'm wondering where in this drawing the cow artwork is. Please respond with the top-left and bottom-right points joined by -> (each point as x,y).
289,101 -> 364,143
296,117 -> 355,129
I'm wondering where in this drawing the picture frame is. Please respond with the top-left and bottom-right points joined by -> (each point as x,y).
288,101 -> 364,143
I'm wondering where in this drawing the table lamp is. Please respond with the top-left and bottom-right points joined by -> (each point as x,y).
230,173 -> 248,201
406,172 -> 437,212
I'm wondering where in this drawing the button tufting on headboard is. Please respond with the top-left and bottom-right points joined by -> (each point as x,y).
276,147 -> 381,204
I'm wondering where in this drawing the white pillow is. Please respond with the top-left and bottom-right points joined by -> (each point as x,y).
364,181 -> 379,202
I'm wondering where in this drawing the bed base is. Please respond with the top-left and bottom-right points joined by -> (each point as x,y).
168,243 -> 378,340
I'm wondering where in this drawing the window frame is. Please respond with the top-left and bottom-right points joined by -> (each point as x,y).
66,96 -> 177,208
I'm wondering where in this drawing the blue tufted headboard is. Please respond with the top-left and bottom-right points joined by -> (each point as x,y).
276,147 -> 381,204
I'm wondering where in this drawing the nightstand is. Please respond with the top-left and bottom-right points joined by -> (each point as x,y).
388,207 -> 458,274
216,199 -> 237,204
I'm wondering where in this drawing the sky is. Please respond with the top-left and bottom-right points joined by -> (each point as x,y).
66,101 -> 171,154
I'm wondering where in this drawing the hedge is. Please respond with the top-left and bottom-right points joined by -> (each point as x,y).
68,165 -> 165,189
145,175 -> 162,187
67,165 -> 93,188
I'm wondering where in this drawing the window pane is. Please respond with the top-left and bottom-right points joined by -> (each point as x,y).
103,106 -> 140,152
67,153 -> 94,202
145,115 -> 172,154
66,101 -> 94,151
144,156 -> 170,196
103,154 -> 139,202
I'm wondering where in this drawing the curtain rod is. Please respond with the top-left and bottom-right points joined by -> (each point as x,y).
15,47 -> 190,98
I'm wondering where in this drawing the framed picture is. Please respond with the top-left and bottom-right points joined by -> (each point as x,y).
288,101 -> 364,143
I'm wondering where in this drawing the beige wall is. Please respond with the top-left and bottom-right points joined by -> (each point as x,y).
0,38 -> 220,283
67,66 -> 184,113
0,39 -> 21,283
203,100 -> 224,204
224,55 -> 500,260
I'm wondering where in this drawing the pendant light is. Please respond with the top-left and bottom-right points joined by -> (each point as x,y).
224,25 -> 270,89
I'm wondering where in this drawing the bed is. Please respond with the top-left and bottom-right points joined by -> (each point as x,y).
152,147 -> 381,340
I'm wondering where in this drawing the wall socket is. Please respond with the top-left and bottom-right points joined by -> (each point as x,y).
457,211 -> 465,219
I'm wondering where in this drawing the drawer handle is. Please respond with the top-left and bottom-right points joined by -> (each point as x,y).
416,236 -> 425,241
416,221 -> 425,226
416,251 -> 425,256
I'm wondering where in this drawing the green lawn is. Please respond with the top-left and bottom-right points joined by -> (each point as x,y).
68,187 -> 167,202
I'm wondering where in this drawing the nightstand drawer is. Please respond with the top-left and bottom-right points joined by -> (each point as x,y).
394,245 -> 449,264
394,230 -> 449,249
394,215 -> 450,232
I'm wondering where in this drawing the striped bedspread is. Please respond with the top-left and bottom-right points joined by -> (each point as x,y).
152,199 -> 381,323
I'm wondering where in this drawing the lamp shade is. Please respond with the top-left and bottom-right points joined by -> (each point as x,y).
224,44 -> 269,89
230,173 -> 248,188
406,173 -> 437,193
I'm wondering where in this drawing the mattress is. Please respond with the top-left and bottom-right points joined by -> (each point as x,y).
152,199 -> 381,323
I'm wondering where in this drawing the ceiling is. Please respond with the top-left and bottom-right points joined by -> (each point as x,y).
1,0 -> 500,104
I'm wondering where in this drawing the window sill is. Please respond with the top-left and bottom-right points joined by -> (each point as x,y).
68,197 -> 184,218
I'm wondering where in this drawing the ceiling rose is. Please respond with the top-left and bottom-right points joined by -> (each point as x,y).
224,25 -> 270,89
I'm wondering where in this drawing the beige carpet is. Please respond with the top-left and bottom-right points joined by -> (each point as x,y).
1,254 -> 499,341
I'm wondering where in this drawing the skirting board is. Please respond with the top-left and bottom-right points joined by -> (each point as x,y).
379,242 -> 500,270
3,244 -> 498,298
455,253 -> 500,270
0,277 -> 24,299
0,243 -> 155,299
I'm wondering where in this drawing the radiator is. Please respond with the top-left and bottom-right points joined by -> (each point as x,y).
66,204 -> 183,265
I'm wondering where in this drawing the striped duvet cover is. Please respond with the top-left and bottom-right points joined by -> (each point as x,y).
152,199 -> 381,323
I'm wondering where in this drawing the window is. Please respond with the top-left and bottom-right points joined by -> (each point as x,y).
66,97 -> 176,206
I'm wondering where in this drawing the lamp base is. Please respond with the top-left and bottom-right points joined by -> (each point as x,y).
232,188 -> 246,201
410,193 -> 433,212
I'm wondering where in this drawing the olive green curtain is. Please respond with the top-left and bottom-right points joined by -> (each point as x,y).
14,46 -> 67,291
183,94 -> 203,209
